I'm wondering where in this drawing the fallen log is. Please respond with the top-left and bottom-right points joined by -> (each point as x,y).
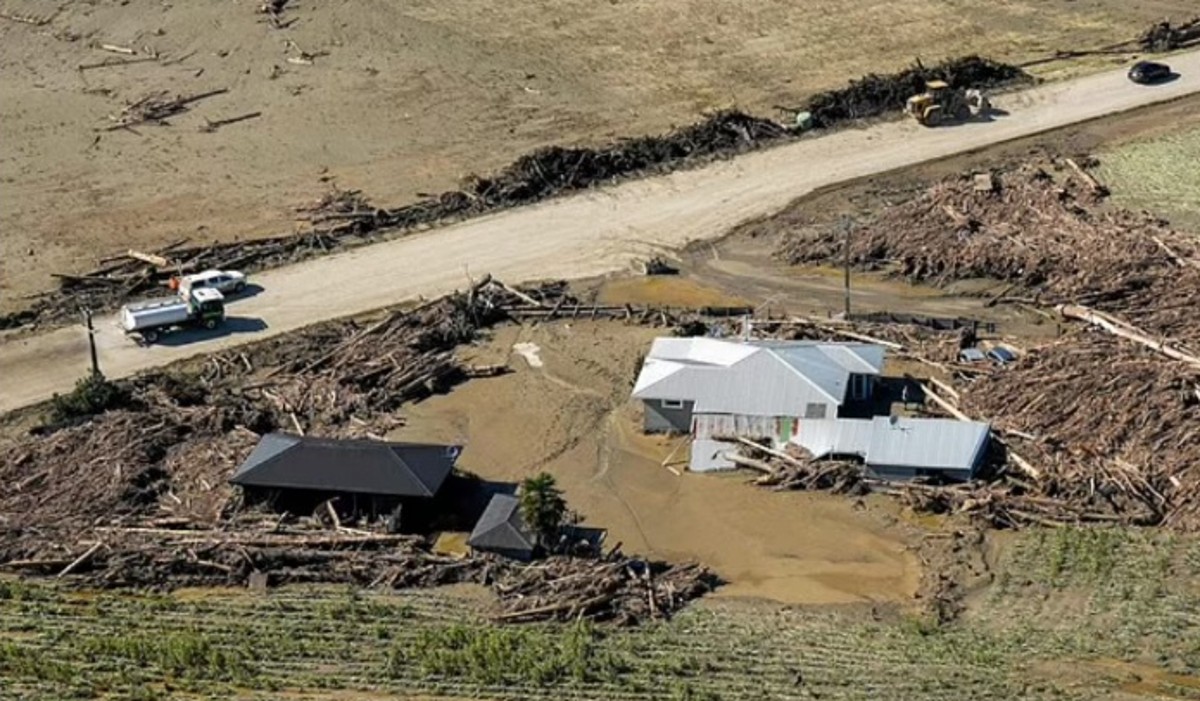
919,380 -> 1041,480
789,317 -> 904,350
730,436 -> 809,469
127,249 -> 171,267
57,542 -> 103,578
1058,303 -> 1200,368
1063,157 -> 1109,196
725,453 -> 776,475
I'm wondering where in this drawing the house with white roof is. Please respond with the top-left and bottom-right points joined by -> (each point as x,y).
631,337 -> 887,471
631,337 -> 989,479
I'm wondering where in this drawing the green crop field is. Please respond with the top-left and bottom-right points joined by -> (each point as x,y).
1097,125 -> 1200,231
1,528 -> 1198,700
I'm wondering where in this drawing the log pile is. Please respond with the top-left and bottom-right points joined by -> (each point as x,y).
10,56 -> 1026,330
492,558 -> 714,625
959,336 -> 1200,529
778,161 -> 1200,347
772,159 -> 1200,530
803,56 -> 1029,128
1138,16 -> 1200,52
3,520 -> 712,624
0,278 -> 717,621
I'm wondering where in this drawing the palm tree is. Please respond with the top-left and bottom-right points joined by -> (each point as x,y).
519,472 -> 567,549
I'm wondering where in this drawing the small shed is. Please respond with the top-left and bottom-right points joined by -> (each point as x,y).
466,494 -> 536,561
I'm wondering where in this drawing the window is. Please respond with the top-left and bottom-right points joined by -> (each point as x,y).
804,403 -> 827,419
661,399 -> 685,410
850,375 -> 873,400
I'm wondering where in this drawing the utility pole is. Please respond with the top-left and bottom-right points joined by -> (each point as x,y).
842,216 -> 853,319
82,307 -> 101,377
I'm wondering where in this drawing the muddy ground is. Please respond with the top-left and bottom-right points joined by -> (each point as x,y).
396,319 -> 923,605
2,0 -> 1196,309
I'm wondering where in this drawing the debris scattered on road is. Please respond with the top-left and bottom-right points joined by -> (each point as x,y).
802,55 -> 1029,129
199,111 -> 263,133
104,89 -> 229,132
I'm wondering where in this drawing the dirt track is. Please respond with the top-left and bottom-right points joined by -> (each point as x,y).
2,52 -> 1199,414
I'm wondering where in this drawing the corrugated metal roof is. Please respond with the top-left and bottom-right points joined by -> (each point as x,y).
646,337 -> 759,366
467,494 -> 535,554
632,338 -> 886,414
792,417 -> 990,474
865,416 -> 989,472
792,418 -> 874,459
230,433 -> 460,497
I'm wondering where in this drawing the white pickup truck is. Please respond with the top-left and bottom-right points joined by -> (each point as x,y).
179,269 -> 247,295
119,288 -> 226,343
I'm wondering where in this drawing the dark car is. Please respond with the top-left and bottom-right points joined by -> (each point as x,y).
1128,61 -> 1172,84
987,346 -> 1017,366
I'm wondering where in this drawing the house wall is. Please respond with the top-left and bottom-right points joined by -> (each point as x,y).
642,399 -> 694,433
691,413 -> 808,447
689,438 -> 737,472
867,465 -> 975,482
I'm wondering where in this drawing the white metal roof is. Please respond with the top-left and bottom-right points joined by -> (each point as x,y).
792,418 -> 874,459
865,416 -> 989,472
632,338 -> 886,413
792,416 -> 989,473
645,337 -> 759,366
753,342 -> 885,401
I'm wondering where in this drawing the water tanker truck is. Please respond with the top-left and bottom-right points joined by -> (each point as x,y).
119,287 -> 226,343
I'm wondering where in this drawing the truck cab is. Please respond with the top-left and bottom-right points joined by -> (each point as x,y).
188,287 -> 226,324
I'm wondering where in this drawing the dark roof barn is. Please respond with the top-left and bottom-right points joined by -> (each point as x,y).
230,433 -> 460,497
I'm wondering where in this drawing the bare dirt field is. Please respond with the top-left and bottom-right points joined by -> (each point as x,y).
1,0 -> 1195,306
396,320 -> 921,605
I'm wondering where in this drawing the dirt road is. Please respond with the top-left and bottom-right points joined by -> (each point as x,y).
3,52 -> 1199,413
4,0 -> 1186,303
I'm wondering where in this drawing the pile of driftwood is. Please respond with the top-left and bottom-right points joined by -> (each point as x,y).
768,159 -> 1200,530
727,437 -> 864,492
1,516 -> 713,624
802,55 -> 1029,128
960,335 -> 1199,529
778,161 -> 1200,347
1137,16 -> 1200,51
494,557 -> 714,625
0,277 -> 716,621
7,56 -> 1028,330
1018,16 -> 1200,68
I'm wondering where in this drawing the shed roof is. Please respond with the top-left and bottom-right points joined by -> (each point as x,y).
865,416 -> 989,472
792,418 -> 874,459
792,416 -> 989,473
467,494 -> 535,554
230,433 -> 459,497
632,338 -> 886,413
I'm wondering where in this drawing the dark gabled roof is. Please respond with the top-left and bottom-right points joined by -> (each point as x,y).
230,433 -> 460,497
467,494 -> 535,554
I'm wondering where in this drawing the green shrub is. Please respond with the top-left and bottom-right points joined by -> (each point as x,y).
49,372 -> 133,423
388,620 -> 626,686
80,631 -> 257,683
